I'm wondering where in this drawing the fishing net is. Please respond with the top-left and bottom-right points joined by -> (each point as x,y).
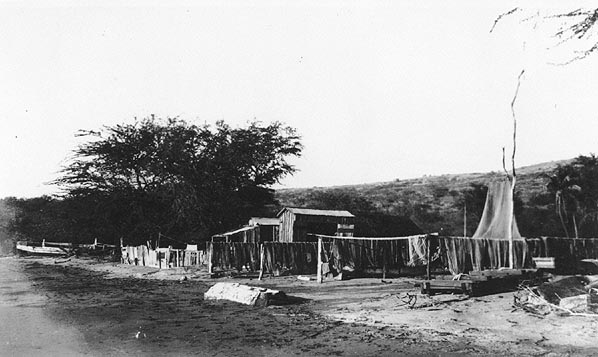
437,178 -> 530,274
314,234 -> 431,277
439,236 -> 530,274
472,178 -> 522,239
262,242 -> 318,275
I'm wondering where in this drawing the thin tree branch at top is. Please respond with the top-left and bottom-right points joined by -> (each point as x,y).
510,69 -> 525,178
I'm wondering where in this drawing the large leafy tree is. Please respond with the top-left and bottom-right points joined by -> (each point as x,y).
54,117 -> 302,244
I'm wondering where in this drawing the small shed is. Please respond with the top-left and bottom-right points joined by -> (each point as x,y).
248,217 -> 280,242
277,207 -> 355,242
212,217 -> 280,243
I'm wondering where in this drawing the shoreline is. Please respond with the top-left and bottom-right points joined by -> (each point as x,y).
3,256 -> 598,355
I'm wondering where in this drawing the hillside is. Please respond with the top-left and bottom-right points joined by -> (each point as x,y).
275,159 -> 570,237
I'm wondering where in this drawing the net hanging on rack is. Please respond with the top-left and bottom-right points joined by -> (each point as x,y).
472,179 -> 522,240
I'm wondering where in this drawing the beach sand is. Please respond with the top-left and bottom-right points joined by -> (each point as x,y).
0,257 -> 89,356
1,256 -> 598,356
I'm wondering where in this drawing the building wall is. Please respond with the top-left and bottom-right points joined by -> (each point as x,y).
279,210 -> 296,242
278,209 -> 354,242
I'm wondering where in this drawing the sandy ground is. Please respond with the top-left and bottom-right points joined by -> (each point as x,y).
1,256 -> 598,356
0,257 -> 89,356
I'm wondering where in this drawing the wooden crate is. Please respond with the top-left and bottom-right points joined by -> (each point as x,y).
532,257 -> 556,269
421,280 -> 473,295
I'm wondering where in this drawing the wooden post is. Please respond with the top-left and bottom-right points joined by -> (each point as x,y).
463,202 -> 467,238
258,244 -> 265,280
382,241 -> 387,280
426,235 -> 431,281
207,242 -> 213,274
317,236 -> 323,283
507,177 -> 516,269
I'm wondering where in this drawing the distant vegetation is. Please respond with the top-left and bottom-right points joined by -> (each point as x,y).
1,117 -> 302,247
2,146 -> 598,249
0,198 -> 17,255
276,156 -> 598,238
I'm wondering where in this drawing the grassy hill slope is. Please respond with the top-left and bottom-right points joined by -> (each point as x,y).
275,159 -> 570,237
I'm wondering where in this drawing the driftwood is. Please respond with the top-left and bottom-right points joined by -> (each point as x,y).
515,285 -> 598,318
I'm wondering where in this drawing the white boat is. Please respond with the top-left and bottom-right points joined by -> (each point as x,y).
16,241 -> 71,256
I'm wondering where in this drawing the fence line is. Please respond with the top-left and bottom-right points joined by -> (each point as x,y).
121,245 -> 207,269
123,236 -> 598,276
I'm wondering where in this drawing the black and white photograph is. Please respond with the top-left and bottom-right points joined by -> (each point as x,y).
2,1 -> 598,356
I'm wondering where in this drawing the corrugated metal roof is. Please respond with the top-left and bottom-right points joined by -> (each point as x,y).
249,217 -> 280,226
213,226 -> 256,237
277,207 -> 355,218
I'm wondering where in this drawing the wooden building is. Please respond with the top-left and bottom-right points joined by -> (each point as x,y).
248,217 -> 280,242
211,217 -> 280,243
276,207 -> 355,242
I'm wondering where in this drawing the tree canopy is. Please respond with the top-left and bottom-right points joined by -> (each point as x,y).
51,117 -> 302,245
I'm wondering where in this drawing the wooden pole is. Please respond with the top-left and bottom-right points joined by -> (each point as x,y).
317,236 -> 323,283
508,69 -> 524,270
207,242 -> 213,274
382,241 -> 387,280
463,202 -> 467,238
258,244 -> 265,281
508,177 -> 516,269
426,235 -> 431,281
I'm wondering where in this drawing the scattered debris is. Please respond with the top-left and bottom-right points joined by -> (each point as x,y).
135,327 -> 147,339
297,275 -> 312,282
536,276 -> 588,304
514,276 -> 598,317
395,292 -> 468,309
559,294 -> 587,312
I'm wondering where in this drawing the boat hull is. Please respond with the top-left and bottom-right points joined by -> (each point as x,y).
16,244 -> 70,256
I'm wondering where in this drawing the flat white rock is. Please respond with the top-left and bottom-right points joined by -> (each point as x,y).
204,282 -> 281,306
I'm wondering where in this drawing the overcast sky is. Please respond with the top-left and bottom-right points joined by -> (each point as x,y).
2,1 -> 598,198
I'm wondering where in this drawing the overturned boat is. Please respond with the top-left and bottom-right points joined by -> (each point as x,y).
16,240 -> 72,256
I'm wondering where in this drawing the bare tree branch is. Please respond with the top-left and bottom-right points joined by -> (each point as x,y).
490,7 -> 520,33
510,69 -> 525,178
492,7 -> 598,65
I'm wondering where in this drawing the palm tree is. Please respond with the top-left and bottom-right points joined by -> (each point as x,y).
548,168 -> 581,238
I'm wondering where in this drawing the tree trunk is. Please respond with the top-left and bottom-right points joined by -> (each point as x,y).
558,208 -> 570,238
